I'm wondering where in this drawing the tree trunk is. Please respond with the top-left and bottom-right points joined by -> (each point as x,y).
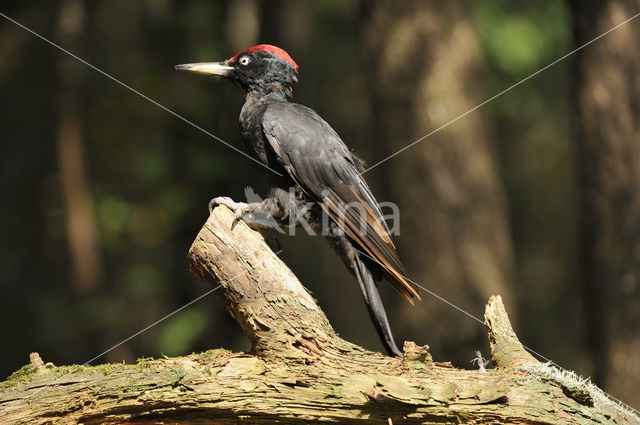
572,0 -> 640,406
55,0 -> 101,294
0,207 -> 635,424
359,1 -> 515,358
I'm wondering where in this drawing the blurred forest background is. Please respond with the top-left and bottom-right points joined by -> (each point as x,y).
1,0 -> 639,408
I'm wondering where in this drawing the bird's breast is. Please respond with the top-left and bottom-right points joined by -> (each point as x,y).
239,98 -> 284,174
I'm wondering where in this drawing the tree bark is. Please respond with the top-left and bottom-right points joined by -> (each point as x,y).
572,0 -> 640,405
360,0 -> 516,357
0,207 -> 636,424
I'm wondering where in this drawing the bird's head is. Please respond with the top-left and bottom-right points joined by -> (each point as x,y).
176,44 -> 298,98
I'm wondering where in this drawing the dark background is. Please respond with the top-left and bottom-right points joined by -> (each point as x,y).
1,0 -> 638,409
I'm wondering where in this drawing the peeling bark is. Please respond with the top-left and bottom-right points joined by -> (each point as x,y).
0,207 -> 636,424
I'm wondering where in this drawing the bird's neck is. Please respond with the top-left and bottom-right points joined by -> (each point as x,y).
240,90 -> 289,133
246,82 -> 293,101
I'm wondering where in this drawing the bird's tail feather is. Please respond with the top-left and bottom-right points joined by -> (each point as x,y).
354,254 -> 402,357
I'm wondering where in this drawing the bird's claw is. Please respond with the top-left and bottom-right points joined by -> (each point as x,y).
231,205 -> 249,230
208,196 -> 245,212
208,196 -> 249,229
209,196 -> 234,213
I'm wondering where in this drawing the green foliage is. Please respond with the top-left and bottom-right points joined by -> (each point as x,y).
125,264 -> 168,297
156,308 -> 210,356
97,195 -> 131,236
477,1 -> 570,75
487,17 -> 546,74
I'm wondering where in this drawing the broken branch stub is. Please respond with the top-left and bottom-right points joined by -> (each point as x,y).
485,295 -> 538,368
188,206 -> 352,358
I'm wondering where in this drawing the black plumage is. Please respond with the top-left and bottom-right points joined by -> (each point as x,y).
176,45 -> 418,357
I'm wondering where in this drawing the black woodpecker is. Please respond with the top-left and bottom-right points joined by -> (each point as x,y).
176,44 -> 419,357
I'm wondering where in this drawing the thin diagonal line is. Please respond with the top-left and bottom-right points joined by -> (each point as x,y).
82,282 -> 227,366
353,247 -> 528,349
361,10 -> 640,175
7,249 -> 282,406
0,11 -> 283,177
351,246 -> 639,414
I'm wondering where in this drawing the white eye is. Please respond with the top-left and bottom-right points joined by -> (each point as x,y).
239,56 -> 251,66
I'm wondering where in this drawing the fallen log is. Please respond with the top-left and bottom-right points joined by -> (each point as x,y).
0,206 -> 636,424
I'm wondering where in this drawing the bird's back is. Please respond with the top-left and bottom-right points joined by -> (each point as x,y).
257,99 -> 419,301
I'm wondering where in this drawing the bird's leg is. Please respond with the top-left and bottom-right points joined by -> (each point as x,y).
209,196 -> 287,232
209,196 -> 247,214
209,196 -> 249,228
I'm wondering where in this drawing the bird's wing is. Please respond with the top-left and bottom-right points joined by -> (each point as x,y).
262,102 -> 419,301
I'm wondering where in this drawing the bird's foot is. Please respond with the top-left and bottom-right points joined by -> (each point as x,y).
208,196 -> 247,213
208,196 -> 249,229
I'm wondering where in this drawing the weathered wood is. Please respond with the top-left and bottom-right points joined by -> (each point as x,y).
1,206 -> 637,424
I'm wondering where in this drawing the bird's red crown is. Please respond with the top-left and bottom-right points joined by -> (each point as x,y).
229,44 -> 298,70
